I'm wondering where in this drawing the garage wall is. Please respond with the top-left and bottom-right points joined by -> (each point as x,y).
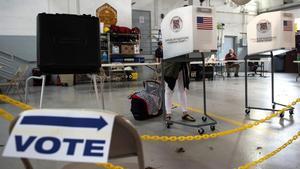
0,0 -> 258,61
133,0 -> 257,59
0,0 -> 132,61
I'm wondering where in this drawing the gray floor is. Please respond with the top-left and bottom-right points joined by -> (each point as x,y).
0,73 -> 300,169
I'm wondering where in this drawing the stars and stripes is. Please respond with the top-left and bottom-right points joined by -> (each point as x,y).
197,16 -> 213,30
283,20 -> 293,31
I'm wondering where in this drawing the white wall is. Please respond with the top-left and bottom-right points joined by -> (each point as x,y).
0,0 -> 48,35
133,0 -> 257,38
0,0 -> 132,36
80,0 -> 132,28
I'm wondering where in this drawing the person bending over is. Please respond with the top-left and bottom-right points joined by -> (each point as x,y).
164,61 -> 195,122
225,49 -> 240,77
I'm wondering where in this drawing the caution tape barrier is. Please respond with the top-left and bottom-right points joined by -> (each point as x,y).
0,95 -> 33,110
141,98 -> 300,142
97,163 -> 125,169
238,131 -> 300,169
1,94 -> 299,142
0,108 -> 14,122
0,94 -> 299,169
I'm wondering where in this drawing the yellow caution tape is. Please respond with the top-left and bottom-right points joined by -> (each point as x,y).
96,163 -> 125,169
0,95 -> 299,169
0,94 -> 33,110
140,98 -> 300,142
0,109 -> 14,122
0,94 -> 299,142
238,131 -> 300,169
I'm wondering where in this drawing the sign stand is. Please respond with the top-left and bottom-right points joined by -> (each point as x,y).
25,75 -> 46,109
25,74 -> 102,109
244,50 -> 295,118
163,52 -> 217,134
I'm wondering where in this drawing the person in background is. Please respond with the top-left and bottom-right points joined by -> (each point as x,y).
164,61 -> 196,122
225,48 -> 240,77
155,41 -> 163,63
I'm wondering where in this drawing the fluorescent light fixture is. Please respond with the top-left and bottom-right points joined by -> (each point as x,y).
261,48 -> 294,56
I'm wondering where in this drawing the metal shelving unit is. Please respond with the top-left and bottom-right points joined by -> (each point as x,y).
100,33 -> 141,81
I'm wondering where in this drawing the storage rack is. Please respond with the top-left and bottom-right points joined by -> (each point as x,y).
100,33 -> 141,81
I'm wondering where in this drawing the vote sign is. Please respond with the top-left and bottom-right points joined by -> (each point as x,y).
3,109 -> 116,163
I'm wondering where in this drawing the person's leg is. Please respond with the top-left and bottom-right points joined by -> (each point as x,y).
177,71 -> 188,113
226,64 -> 231,77
177,71 -> 195,122
234,64 -> 240,77
165,82 -> 173,119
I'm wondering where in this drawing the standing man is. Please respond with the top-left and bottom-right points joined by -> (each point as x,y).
155,41 -> 163,63
225,48 -> 240,77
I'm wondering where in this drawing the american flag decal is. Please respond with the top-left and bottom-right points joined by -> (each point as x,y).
283,20 -> 293,31
197,16 -> 213,30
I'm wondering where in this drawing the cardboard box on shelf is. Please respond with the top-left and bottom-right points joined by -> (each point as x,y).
121,45 -> 135,55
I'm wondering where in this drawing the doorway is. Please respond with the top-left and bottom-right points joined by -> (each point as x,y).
219,36 -> 237,60
132,10 -> 151,55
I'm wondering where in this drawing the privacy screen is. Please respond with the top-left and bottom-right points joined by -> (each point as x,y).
37,13 -> 100,74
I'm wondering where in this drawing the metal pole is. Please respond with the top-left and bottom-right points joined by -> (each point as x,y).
245,57 -> 248,109
201,52 -> 207,115
161,59 -> 166,115
92,74 -> 101,109
25,77 -> 31,104
100,76 -> 105,109
39,75 -> 46,109
271,51 -> 274,104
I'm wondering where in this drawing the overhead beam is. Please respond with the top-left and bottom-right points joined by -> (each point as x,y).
259,1 -> 300,14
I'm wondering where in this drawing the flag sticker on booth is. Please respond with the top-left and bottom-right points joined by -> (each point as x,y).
283,20 -> 293,31
3,109 -> 116,163
197,16 -> 213,30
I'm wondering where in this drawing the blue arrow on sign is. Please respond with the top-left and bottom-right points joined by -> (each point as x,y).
20,116 -> 108,130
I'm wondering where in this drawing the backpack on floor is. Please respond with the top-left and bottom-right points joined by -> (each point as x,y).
129,80 -> 163,121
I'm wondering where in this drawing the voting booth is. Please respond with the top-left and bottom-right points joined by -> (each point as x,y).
247,11 -> 295,55
244,11 -> 295,117
160,6 -> 218,133
161,6 -> 217,60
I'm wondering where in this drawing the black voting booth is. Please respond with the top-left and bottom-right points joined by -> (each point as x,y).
37,13 -> 100,74
25,13 -> 101,108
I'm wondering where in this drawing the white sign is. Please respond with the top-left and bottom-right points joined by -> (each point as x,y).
247,11 -> 295,55
139,16 -> 145,24
256,20 -> 272,42
161,6 -> 217,60
3,109 -> 116,163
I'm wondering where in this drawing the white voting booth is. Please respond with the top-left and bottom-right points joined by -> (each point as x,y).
160,6 -> 218,133
247,11 -> 295,55
245,11 -> 296,117
161,6 -> 217,60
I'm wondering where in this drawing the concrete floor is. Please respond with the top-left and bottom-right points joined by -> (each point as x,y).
0,73 -> 299,169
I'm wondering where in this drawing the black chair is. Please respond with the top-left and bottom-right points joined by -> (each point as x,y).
248,58 -> 264,77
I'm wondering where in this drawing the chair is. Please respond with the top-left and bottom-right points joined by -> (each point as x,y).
0,64 -> 29,100
9,115 -> 145,169
248,58 -> 263,77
